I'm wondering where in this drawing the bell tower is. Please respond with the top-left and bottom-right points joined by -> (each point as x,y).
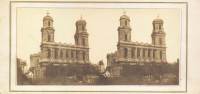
151,16 -> 166,46
151,16 -> 167,62
41,12 -> 55,42
117,11 -> 132,42
74,16 -> 89,47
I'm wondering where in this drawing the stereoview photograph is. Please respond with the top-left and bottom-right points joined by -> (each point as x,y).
15,6 -> 182,86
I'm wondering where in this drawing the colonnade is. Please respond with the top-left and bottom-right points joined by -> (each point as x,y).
41,47 -> 89,63
119,46 -> 166,62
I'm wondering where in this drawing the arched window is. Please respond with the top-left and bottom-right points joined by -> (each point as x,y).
125,20 -> 128,26
77,25 -> 81,30
48,21 -> 51,27
48,34 -> 51,42
159,25 -> 162,30
82,25 -> 84,30
125,34 -> 128,41
124,48 -> 128,58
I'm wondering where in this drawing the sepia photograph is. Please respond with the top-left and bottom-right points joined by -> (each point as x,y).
10,2 -> 187,92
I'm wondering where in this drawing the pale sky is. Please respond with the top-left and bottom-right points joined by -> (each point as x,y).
17,8 -> 180,65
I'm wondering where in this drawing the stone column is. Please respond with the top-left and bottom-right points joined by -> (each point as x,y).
79,51 -> 83,63
148,49 -> 150,60
145,48 -> 148,61
138,48 -> 141,60
128,48 -> 131,59
86,51 -> 89,62
70,50 -> 74,62
120,47 -> 123,59
131,47 -> 135,59
140,48 -> 143,61
67,50 -> 71,63
83,51 -> 86,62
73,50 -> 76,62
142,48 -> 145,61
54,48 -> 58,59
62,49 -> 64,60
41,47 -> 46,59
65,50 -> 68,59
134,47 -> 137,59
142,48 -> 146,60
51,48 -> 54,60
155,49 -> 159,62
159,50 -> 162,61
150,49 -> 154,61
162,50 -> 167,62
61,49 -> 64,61
57,48 -> 60,60
77,51 -> 80,63
153,49 -> 156,61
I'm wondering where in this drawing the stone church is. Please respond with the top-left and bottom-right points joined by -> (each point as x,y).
30,13 -> 90,81
107,13 -> 167,77
29,12 -> 168,81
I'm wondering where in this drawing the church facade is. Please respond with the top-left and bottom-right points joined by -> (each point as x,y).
30,13 -> 90,80
107,14 -> 167,77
